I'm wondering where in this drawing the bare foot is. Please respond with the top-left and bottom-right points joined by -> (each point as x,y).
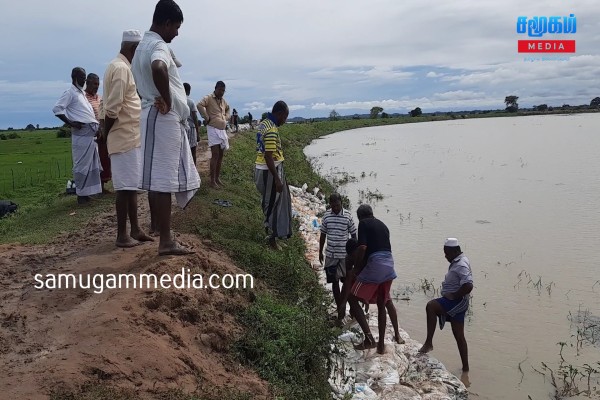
377,342 -> 386,354
354,335 -> 376,350
131,230 -> 154,242
210,182 -> 221,189
216,179 -> 224,186
418,343 -> 433,353
268,238 -> 281,250
158,241 -> 194,256
395,334 -> 405,345
116,237 -> 141,248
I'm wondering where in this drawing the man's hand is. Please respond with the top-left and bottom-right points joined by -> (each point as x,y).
275,178 -> 283,193
154,96 -> 170,115
70,121 -> 83,129
203,119 -> 209,126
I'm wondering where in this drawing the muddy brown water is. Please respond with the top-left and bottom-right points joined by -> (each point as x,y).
305,114 -> 600,399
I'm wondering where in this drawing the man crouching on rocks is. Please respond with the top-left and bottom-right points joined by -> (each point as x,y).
419,238 -> 473,372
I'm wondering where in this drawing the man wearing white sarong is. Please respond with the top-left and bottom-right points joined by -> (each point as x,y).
132,0 -> 200,256
197,81 -> 230,189
104,30 -> 154,248
53,67 -> 102,205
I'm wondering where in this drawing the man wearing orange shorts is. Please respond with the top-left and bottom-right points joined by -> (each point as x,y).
343,204 -> 403,354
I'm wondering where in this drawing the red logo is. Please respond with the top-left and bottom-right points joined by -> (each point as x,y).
518,40 -> 576,53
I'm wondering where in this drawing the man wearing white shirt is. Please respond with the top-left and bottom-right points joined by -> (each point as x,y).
53,67 -> 102,204
132,0 -> 200,256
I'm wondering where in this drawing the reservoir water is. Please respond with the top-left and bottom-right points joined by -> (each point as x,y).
304,114 -> 600,399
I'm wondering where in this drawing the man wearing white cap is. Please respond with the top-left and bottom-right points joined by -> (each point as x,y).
419,238 -> 473,372
103,30 -> 153,247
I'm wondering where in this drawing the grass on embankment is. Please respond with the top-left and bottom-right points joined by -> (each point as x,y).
0,129 -> 114,244
3,117 -> 439,399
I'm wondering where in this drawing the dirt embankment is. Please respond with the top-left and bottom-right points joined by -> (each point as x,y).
0,144 -> 270,399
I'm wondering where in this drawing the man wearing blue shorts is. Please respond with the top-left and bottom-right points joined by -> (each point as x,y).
418,238 -> 473,372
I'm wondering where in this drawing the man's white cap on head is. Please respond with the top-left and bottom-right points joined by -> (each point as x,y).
122,30 -> 142,43
170,48 -> 182,68
444,238 -> 459,247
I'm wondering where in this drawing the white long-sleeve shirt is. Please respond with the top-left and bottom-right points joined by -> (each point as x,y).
52,85 -> 97,124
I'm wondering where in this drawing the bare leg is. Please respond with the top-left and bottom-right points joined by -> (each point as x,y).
215,147 -> 224,186
127,191 -> 152,242
419,299 -> 445,353
385,300 -> 403,344
349,295 -> 376,349
148,191 -> 159,234
115,191 -> 138,247
451,321 -> 469,371
331,279 -> 341,313
190,146 -> 197,166
209,145 -> 220,188
155,192 -> 193,256
376,297 -> 387,354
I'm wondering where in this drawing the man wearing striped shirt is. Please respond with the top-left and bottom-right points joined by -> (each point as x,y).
319,193 -> 357,315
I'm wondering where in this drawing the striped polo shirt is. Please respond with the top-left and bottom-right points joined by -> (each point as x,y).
321,208 -> 357,259
255,115 -> 284,168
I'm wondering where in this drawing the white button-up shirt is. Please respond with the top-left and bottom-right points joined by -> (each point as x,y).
52,85 -> 98,124
131,31 -> 189,122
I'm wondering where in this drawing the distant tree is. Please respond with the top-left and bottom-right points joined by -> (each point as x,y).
536,104 -> 548,111
562,104 -> 570,109
504,95 -> 519,112
7,127 -> 13,131
370,106 -> 383,119
381,112 -> 389,118
409,107 -> 422,117
261,112 -> 268,120
329,109 -> 340,121
352,114 -> 361,120
26,123 -> 35,131
36,124 -> 39,129
590,97 -> 600,108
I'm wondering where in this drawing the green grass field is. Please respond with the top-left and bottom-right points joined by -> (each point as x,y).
0,129 -> 114,243
0,129 -> 72,204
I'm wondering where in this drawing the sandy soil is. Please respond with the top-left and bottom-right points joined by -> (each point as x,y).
0,141 -> 270,399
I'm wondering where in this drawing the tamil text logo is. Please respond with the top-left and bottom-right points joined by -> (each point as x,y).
516,14 -> 576,53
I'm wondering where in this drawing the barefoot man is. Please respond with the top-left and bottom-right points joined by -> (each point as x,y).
254,101 -> 292,250
103,30 -> 154,248
53,67 -> 102,205
419,238 -> 473,372
343,204 -> 402,354
132,0 -> 200,256
197,81 -> 230,188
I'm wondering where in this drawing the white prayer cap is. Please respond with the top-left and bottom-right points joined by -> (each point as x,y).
170,48 -> 182,67
122,30 -> 142,43
444,238 -> 459,247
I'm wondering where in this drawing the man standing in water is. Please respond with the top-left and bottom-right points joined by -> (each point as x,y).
419,238 -> 473,372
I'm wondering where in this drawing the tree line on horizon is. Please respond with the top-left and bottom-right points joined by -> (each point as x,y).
4,96 -> 600,132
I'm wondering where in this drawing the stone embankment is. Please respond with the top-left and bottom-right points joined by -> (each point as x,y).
290,186 -> 468,400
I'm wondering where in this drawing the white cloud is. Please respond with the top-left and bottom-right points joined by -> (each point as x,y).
288,105 -> 306,111
1,0 -> 599,127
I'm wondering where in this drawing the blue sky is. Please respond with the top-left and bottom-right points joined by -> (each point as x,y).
0,0 -> 599,129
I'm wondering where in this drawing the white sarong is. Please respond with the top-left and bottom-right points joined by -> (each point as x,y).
140,107 -> 200,208
207,125 -> 230,150
186,124 -> 198,148
110,146 -> 141,191
71,123 -> 102,196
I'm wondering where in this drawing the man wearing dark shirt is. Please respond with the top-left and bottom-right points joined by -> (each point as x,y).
342,204 -> 402,354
